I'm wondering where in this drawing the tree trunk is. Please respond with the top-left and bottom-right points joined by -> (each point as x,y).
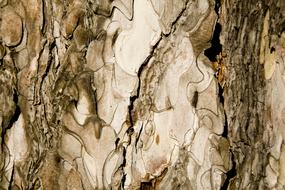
0,0 -> 284,189
221,0 -> 285,189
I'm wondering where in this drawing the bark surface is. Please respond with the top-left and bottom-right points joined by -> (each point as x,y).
0,0 -> 284,189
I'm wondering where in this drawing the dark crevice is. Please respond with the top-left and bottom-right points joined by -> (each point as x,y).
7,105 -> 21,130
2,91 -> 21,138
126,42 -> 160,127
127,0 -> 191,129
205,0 -> 222,62
191,90 -> 199,108
140,181 -> 153,190
8,165 -> 15,190
126,36 -> 161,142
214,0 -> 221,14
205,2 -> 227,138
220,84 -> 228,138
204,2 -> 238,188
222,113 -> 228,138
127,43 -> 158,128
121,173 -> 126,189
135,125 -> 143,152
217,81 -> 228,138
204,22 -> 222,62
3,92 -> 20,189
115,137 -> 120,148
119,147 -> 127,189
220,151 -> 237,190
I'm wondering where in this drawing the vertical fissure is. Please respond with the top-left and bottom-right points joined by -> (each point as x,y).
204,1 -> 238,189
127,36 -> 162,128
127,0 -> 191,129
204,22 -> 222,62
220,151 -> 237,190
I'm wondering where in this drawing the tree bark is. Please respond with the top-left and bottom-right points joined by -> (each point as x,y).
221,0 -> 285,189
0,0 -> 284,189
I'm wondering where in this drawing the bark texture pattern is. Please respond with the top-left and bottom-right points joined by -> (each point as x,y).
0,0 -> 284,190
221,0 -> 285,189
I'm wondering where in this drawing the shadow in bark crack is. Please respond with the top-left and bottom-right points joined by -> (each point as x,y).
219,83 -> 228,138
204,2 -> 237,188
204,16 -> 228,137
220,152 -> 237,190
140,181 -> 153,190
127,35 -> 162,127
214,0 -> 221,14
9,91 -> 21,128
204,22 -> 222,62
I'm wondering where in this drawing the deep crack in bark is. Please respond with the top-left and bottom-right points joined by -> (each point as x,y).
204,1 -> 238,188
220,151 -> 237,190
126,1 -> 193,187
127,0 -> 190,128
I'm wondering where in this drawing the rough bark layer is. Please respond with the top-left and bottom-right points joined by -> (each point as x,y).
221,0 -> 285,189
0,0 -> 284,189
